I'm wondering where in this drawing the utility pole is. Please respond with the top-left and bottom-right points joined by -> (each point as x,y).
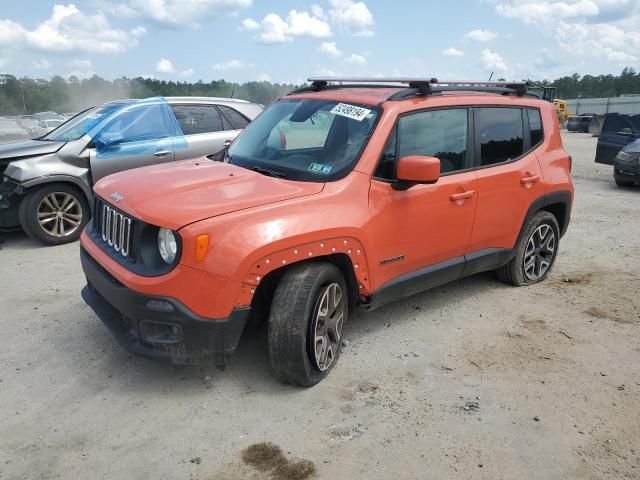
20,81 -> 26,113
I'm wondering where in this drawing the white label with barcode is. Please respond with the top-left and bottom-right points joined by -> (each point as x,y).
330,103 -> 371,122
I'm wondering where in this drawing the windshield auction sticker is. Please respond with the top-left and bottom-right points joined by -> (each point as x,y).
330,103 -> 372,122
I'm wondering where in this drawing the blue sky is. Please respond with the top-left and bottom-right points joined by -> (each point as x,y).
0,0 -> 639,83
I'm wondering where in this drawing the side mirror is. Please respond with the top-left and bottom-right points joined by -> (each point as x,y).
617,128 -> 636,137
393,155 -> 440,190
94,132 -> 125,148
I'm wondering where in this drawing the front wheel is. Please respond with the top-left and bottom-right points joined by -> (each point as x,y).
496,211 -> 560,286
19,184 -> 89,245
268,262 -> 347,387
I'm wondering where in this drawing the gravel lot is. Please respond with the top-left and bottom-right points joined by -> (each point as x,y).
1,132 -> 639,480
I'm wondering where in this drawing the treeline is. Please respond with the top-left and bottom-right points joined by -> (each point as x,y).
0,74 -> 298,115
1,68 -> 640,115
526,68 -> 640,99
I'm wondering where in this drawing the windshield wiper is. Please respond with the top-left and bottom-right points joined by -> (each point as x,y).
248,165 -> 288,178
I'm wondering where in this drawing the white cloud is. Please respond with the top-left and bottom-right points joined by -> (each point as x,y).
249,9 -> 332,44
328,0 -> 374,36
345,53 -> 367,65
66,59 -> 95,79
212,59 -> 254,70
179,68 -> 194,77
0,57 -> 6,68
156,58 -> 176,74
257,73 -> 272,82
465,29 -> 499,42
0,4 -> 142,53
99,0 -> 252,26
130,26 -> 147,37
240,18 -> 260,30
481,48 -> 508,72
318,41 -> 342,58
33,58 -> 52,70
442,47 -> 464,57
311,4 -> 326,19
494,1 -> 640,65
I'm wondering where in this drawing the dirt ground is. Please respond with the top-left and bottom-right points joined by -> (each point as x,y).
1,132 -> 638,480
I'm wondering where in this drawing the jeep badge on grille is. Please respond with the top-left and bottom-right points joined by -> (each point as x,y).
111,192 -> 123,203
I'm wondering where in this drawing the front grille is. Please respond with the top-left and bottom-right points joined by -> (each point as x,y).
94,198 -> 134,258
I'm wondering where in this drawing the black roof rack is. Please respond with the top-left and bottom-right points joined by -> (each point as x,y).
288,78 -> 532,101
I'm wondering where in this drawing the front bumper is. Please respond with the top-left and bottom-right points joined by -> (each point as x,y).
80,247 -> 250,366
614,157 -> 640,182
0,180 -> 20,229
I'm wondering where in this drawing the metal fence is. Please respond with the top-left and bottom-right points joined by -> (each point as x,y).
567,96 -> 640,115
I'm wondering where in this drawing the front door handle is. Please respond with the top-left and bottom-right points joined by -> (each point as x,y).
520,174 -> 540,185
223,140 -> 233,147
449,190 -> 476,202
153,150 -> 172,157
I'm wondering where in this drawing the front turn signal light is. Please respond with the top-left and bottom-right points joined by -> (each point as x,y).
195,234 -> 209,262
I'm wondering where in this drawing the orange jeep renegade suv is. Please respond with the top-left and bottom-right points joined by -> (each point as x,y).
80,79 -> 573,386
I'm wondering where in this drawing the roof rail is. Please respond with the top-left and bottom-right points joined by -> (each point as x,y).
288,78 -> 531,100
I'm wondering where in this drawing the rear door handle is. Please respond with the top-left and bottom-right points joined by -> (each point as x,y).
449,190 -> 476,202
520,174 -> 540,184
153,150 -> 172,157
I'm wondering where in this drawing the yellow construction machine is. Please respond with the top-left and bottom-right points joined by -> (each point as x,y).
528,86 -> 571,127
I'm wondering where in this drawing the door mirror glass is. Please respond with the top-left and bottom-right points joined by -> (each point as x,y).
394,155 -> 440,190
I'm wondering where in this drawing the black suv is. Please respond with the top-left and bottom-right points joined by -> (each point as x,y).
595,113 -> 640,165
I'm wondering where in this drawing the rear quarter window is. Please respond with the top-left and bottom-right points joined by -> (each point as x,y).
528,108 -> 543,146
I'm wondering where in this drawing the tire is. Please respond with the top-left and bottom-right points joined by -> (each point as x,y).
496,211 -> 560,286
268,262 -> 347,387
615,177 -> 635,188
19,183 -> 89,246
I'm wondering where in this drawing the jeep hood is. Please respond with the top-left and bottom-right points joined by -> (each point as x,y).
94,158 -> 325,229
0,139 -> 65,161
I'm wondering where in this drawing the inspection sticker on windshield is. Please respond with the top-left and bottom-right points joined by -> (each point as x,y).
308,163 -> 333,174
330,103 -> 371,122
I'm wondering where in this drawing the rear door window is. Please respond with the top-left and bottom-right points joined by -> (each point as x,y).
476,108 -> 524,166
171,105 -> 224,135
217,105 -> 249,130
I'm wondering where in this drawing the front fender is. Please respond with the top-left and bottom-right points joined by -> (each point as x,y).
5,155 -> 92,203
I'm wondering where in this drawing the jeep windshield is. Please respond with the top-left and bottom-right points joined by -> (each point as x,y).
42,104 -> 124,142
227,98 -> 379,181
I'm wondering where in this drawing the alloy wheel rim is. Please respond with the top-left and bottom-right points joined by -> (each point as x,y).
37,192 -> 83,238
312,283 -> 344,372
523,224 -> 556,281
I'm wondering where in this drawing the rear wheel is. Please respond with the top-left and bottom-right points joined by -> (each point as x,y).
268,262 -> 347,387
19,184 -> 89,245
497,211 -> 559,286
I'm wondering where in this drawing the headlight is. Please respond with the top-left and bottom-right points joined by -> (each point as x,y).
157,228 -> 178,264
616,150 -> 638,162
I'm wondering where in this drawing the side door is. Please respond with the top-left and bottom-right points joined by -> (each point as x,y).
171,104 -> 238,160
595,114 -> 639,165
89,103 -> 176,183
466,107 -> 545,268
367,108 -> 478,296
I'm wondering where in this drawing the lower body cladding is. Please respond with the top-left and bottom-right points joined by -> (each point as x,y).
80,247 -> 250,367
